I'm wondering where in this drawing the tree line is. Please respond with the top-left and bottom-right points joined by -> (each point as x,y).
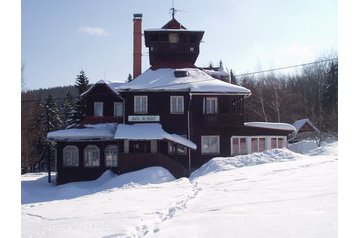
230,56 -> 338,136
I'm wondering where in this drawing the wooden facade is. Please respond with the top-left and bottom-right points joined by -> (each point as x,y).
49,16 -> 295,184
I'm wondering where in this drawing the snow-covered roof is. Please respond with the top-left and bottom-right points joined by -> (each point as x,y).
119,68 -> 251,94
114,123 -> 197,150
81,80 -> 125,97
47,123 -> 118,141
244,122 -> 296,132
292,119 -> 319,132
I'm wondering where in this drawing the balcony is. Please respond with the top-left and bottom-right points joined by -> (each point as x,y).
201,113 -> 244,128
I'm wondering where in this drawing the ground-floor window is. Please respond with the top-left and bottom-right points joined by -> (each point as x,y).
105,145 -> 118,167
63,145 -> 79,167
168,135 -> 187,155
271,137 -> 285,148
84,145 -> 100,167
201,135 -> 220,154
231,137 -> 247,155
231,136 -> 287,155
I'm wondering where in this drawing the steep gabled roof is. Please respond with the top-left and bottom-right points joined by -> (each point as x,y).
81,80 -> 124,97
292,118 -> 320,133
161,18 -> 186,29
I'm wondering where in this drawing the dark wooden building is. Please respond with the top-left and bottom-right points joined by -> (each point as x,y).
48,14 -> 296,184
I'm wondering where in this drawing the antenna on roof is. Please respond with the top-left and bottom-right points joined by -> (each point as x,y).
169,0 -> 186,19
170,0 -> 176,19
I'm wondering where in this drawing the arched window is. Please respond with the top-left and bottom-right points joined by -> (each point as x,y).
105,145 -> 118,167
84,145 -> 100,167
63,145 -> 79,167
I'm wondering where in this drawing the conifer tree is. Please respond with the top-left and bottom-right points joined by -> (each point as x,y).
72,70 -> 89,123
230,69 -> 238,85
63,91 -> 76,127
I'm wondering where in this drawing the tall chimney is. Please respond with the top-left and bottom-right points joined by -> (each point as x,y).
133,13 -> 142,79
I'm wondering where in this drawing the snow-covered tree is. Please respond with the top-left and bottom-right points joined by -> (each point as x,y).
72,70 -> 89,123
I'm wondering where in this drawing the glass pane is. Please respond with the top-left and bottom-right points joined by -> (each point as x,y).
114,102 -> 123,116
232,138 -> 239,155
239,138 -> 247,154
278,138 -> 284,148
259,138 -> 265,152
202,137 -> 210,153
94,102 -> 103,117
251,138 -> 258,152
210,136 -> 219,153
271,138 -> 277,149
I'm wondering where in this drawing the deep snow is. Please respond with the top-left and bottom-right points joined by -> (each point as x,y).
21,142 -> 337,238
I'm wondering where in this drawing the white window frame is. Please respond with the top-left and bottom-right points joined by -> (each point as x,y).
203,97 -> 218,114
105,145 -> 118,167
231,136 -> 248,156
94,102 -> 103,117
114,102 -> 123,117
201,135 -> 220,155
170,96 -> 184,114
134,96 -> 148,114
63,145 -> 79,167
84,145 -> 100,167
168,135 -> 187,155
269,136 -> 286,149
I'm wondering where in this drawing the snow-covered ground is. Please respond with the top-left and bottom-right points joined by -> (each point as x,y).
21,141 -> 337,238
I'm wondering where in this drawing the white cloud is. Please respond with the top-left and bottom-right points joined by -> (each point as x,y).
78,26 -> 109,36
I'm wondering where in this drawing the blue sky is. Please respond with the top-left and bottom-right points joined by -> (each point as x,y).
21,0 -> 337,90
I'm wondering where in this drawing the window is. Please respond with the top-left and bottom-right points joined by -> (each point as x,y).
270,137 -> 285,149
105,145 -> 118,167
134,96 -> 148,114
170,96 -> 184,114
63,145 -> 79,167
201,136 -> 220,154
114,102 -> 123,117
258,138 -> 266,152
168,135 -> 187,155
271,138 -> 278,148
231,137 -> 247,155
251,138 -> 258,153
94,102 -> 103,117
168,33 -> 179,43
278,138 -> 284,148
203,97 -> 218,114
84,145 -> 100,167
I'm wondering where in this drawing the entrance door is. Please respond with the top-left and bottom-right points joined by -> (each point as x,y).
129,141 -> 151,153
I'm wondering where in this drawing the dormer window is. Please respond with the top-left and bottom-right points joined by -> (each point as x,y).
168,33 -> 179,43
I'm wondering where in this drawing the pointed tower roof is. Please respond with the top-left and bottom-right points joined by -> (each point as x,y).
161,18 -> 187,30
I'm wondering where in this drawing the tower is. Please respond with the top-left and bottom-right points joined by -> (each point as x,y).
144,16 -> 204,69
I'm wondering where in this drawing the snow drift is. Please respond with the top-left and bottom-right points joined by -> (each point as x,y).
22,167 -> 175,204
190,148 -> 304,179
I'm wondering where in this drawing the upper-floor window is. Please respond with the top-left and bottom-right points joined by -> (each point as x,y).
170,96 -> 184,114
134,96 -> 148,114
168,33 -> 179,43
203,97 -> 218,114
94,102 -> 103,117
84,145 -> 100,167
63,145 -> 79,167
114,102 -> 123,117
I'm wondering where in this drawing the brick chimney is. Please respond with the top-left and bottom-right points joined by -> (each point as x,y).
133,13 -> 142,79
